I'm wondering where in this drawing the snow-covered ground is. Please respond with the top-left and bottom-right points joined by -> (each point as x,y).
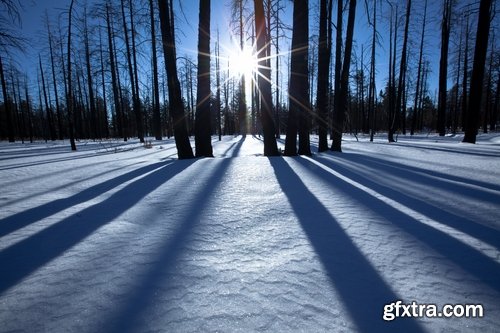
0,133 -> 499,332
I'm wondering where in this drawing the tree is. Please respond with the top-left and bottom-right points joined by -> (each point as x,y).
395,0 -> 411,136
254,0 -> 279,156
317,0 -> 333,152
411,0 -> 426,136
0,56 -> 15,142
158,0 -> 194,159
194,0 -> 213,157
121,0 -> 144,143
150,0 -> 162,140
437,0 -> 452,136
284,0 -> 310,156
367,0 -> 377,142
67,0 -> 77,151
331,0 -> 357,152
463,0 -> 492,144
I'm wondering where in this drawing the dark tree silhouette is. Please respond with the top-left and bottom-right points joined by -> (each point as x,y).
195,0 -> 213,157
331,0 -> 356,152
317,0 -> 332,152
284,0 -> 310,156
254,0 -> 279,156
463,0 -> 492,144
437,0 -> 452,136
158,0 -> 194,159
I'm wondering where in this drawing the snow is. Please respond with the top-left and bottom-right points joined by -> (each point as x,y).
0,133 -> 499,332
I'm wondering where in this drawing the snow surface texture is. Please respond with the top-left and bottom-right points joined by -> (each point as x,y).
0,134 -> 499,333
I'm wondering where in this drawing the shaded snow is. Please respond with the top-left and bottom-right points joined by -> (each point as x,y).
0,134 -> 499,332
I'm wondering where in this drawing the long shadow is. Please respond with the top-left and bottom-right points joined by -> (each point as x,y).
0,161 -> 169,238
317,153 -> 500,249
339,152 -> 500,194
269,157 -> 425,333
294,157 -> 500,293
391,142 -> 500,158
0,159 -> 196,295
103,136 -> 246,332
0,161 -> 147,210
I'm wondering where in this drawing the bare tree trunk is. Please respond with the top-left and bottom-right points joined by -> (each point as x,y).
216,29 -> 222,141
331,0 -> 357,152
0,56 -> 15,142
317,0 -> 332,152
332,0 -> 343,146
39,55 -> 56,141
158,0 -> 194,159
461,15 -> 469,131
67,0 -> 77,150
437,0 -> 452,136
396,0 -> 411,136
46,17 -> 64,140
195,0 -> 213,157
463,0 -> 492,143
254,0 -> 279,156
411,0 -> 426,136
368,0 -> 376,142
121,0 -> 144,143
150,0 -> 162,140
83,7 -> 97,140
106,3 -> 123,140
285,0 -> 310,156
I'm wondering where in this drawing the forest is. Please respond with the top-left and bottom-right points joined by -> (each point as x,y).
0,0 -> 499,158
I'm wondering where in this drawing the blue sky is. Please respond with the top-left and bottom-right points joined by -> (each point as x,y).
11,0 -> 477,105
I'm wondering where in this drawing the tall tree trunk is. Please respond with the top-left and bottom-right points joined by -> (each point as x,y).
317,0 -> 332,152
158,0 -> 194,159
437,0 -> 452,136
463,0 -> 492,143
67,0 -> 77,150
106,3 -> 123,140
0,56 -> 15,142
39,55 -> 56,141
491,66 -> 500,131
84,8 -> 98,140
461,15 -> 469,131
368,0 -> 376,142
411,0 -> 426,136
238,0 -> 247,136
396,0 -> 411,136
46,17 -> 64,140
254,0 -> 279,156
284,0 -> 310,156
150,0 -> 162,140
331,0 -> 356,152
216,29 -> 222,141
121,0 -> 144,143
99,28 -> 109,138
332,0 -> 343,146
195,0 -> 213,157
275,0 -> 281,139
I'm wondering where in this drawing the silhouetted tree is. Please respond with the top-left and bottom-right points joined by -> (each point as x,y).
463,0 -> 492,144
284,0 -> 310,156
254,0 -> 279,156
195,0 -> 213,157
331,0 -> 356,152
158,0 -> 194,159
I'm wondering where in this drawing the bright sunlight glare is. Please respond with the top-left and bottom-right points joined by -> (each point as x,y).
228,46 -> 258,80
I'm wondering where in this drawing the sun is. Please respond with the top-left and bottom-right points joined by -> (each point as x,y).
228,45 -> 258,80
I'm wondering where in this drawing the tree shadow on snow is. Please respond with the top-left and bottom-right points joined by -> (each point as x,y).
0,161 -> 170,238
316,153 -> 500,249
293,157 -> 500,294
269,157 -> 425,333
0,159 -> 196,295
102,135 -> 247,332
